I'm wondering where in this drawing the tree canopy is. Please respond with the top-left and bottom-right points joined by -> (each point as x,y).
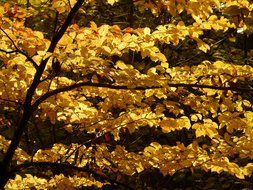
0,0 -> 253,189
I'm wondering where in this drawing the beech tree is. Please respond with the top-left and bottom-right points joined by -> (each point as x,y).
0,0 -> 253,189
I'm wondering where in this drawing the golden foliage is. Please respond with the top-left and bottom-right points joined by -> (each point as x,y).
0,0 -> 253,189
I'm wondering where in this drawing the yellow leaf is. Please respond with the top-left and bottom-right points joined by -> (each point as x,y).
192,119 -> 218,138
107,0 -> 118,5
243,163 -> 253,176
0,6 -> 4,14
118,42 -> 127,51
208,15 -> 218,22
30,0 -> 49,6
98,25 -> 109,36
145,89 -> 155,97
210,165 -> 224,174
144,27 -> 151,35
90,21 -> 98,31
122,33 -> 132,42
58,34 -> 73,46
228,37 -> 236,42
52,0 -> 67,13
136,162 -> 144,173
69,0 -> 77,7
178,116 -> 191,129
191,114 -> 202,122
156,52 -> 167,62
160,118 -> 179,133
242,100 -> 251,107
161,62 -> 169,68
102,46 -> 111,54
64,124 -> 73,133
116,60 -> 128,70
197,40 -> 210,52
150,142 -> 162,150
235,170 -> 245,179
177,4 -> 184,14
147,67 -> 156,75
202,22 -> 212,30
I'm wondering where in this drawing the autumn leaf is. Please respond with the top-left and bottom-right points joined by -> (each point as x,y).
192,119 -> 218,138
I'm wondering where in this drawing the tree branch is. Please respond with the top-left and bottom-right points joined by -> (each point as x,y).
31,81 -> 158,109
32,81 -> 253,110
167,82 -> 253,91
48,0 -> 84,52
10,161 -> 134,190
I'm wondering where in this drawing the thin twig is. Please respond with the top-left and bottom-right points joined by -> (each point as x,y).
0,27 -> 39,69
0,49 -> 17,54
0,98 -> 23,106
